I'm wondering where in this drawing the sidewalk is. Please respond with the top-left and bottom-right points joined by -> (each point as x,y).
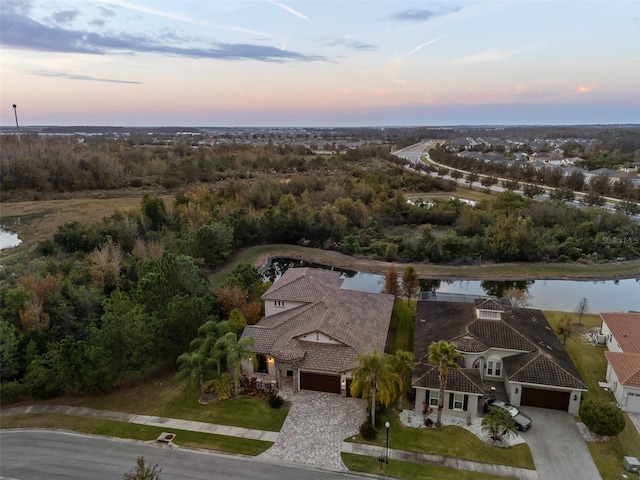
3,404 -> 538,479
342,442 -> 538,480
0,405 -> 278,442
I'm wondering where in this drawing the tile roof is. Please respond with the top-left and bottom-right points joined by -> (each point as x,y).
601,313 -> 640,353
413,298 -> 586,391
605,351 -> 640,387
412,363 -> 484,395
242,268 -> 394,375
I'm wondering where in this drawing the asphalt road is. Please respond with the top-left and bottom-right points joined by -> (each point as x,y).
0,430 -> 359,480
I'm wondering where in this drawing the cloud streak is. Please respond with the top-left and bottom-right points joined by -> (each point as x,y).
267,0 -> 308,20
401,36 -> 446,58
325,37 -> 377,51
29,69 -> 142,84
392,7 -> 460,22
0,8 -> 326,62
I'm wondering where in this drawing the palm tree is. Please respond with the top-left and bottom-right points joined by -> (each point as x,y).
481,408 -> 517,443
190,319 -> 230,376
175,350 -> 214,398
350,349 -> 401,427
428,340 -> 462,427
389,350 -> 414,411
215,332 -> 254,397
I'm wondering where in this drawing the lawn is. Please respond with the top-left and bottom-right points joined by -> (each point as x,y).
341,453 -> 518,480
0,414 -> 272,455
348,413 -> 534,470
12,372 -> 288,432
544,311 -> 640,480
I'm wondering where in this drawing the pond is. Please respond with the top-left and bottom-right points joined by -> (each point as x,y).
0,228 -> 21,250
262,258 -> 639,313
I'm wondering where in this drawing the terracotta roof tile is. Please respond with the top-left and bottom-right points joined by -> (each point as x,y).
605,351 -> 640,387
601,313 -> 640,353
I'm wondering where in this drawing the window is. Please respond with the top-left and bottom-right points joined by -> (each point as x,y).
274,300 -> 285,308
453,393 -> 464,410
487,358 -> 502,377
428,390 -> 439,407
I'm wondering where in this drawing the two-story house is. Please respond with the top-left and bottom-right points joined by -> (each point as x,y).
240,267 -> 394,395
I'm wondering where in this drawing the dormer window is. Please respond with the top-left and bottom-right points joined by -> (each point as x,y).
477,309 -> 501,320
274,300 -> 285,308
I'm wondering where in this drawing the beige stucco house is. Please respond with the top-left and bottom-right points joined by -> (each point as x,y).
240,267 -> 394,395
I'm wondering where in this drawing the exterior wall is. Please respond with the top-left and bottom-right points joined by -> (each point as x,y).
601,320 -> 623,352
241,358 -> 254,375
607,363 -> 624,406
298,331 -> 342,344
568,390 -> 582,414
413,388 -> 480,418
508,379 -> 583,414
507,381 -> 522,405
340,371 -> 351,396
264,299 -> 307,317
241,356 -> 276,376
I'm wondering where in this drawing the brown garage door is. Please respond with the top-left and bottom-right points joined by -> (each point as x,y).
521,387 -> 570,410
300,372 -> 341,394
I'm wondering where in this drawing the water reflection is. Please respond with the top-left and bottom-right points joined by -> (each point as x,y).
262,257 -> 639,312
0,228 -> 21,250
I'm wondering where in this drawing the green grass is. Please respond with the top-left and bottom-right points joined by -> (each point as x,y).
389,298 -> 415,353
211,244 -> 640,283
341,453 -> 518,480
0,414 -> 272,455
544,311 -> 640,480
14,373 -> 288,433
348,413 -> 534,470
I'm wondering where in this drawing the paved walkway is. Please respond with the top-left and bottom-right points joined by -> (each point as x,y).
258,389 -> 365,471
2,402 -> 537,479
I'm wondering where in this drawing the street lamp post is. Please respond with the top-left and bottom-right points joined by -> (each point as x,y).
12,104 -> 20,142
385,421 -> 390,464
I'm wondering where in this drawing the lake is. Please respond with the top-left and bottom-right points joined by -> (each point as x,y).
263,258 -> 639,313
0,228 -> 21,250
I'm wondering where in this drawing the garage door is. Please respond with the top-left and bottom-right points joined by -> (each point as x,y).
521,387 -> 570,410
626,392 -> 640,413
300,372 -> 341,394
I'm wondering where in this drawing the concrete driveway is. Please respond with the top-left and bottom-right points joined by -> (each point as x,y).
523,407 -> 601,480
258,390 -> 366,471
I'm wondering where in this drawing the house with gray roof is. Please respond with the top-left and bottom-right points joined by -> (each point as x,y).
240,267 -> 394,395
600,312 -> 640,412
412,295 -> 587,418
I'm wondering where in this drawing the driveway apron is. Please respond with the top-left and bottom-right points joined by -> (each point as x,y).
258,390 -> 366,471
523,407 -> 601,480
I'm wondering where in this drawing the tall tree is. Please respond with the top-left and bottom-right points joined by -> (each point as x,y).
382,264 -> 399,297
389,350 -> 414,411
350,349 -> 401,427
215,332 -> 254,397
575,297 -> 589,325
401,265 -> 420,305
428,340 -> 462,427
176,350 -> 213,398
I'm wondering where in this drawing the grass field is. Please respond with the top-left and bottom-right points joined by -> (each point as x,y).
348,413 -> 534,470
0,414 -> 272,455
544,311 -> 640,480
341,453 -> 518,480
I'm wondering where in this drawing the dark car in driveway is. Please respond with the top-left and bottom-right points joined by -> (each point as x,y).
484,398 -> 533,431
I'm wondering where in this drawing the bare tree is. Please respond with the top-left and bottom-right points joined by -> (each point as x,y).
502,288 -> 532,308
575,297 -> 589,325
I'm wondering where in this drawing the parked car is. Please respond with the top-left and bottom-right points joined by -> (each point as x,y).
484,398 -> 533,431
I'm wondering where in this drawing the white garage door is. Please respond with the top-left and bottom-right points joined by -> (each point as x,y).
626,391 -> 640,413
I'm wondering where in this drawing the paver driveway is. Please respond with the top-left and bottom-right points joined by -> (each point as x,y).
523,407 -> 601,480
258,390 -> 366,471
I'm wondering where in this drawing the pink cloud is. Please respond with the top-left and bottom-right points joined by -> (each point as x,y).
575,84 -> 596,94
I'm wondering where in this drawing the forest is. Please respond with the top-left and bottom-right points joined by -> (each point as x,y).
1,134 -> 639,403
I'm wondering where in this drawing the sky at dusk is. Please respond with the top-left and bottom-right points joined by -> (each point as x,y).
1,0 -> 639,127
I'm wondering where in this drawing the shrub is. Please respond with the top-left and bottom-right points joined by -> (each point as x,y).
211,373 -> 234,401
0,381 -> 27,404
579,399 -> 626,436
359,421 -> 377,440
268,393 -> 284,409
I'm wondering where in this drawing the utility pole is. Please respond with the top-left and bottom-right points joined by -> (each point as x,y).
12,104 -> 20,142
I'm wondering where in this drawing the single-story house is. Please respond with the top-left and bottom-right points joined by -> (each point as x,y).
240,267 -> 394,395
412,294 -> 587,418
600,312 -> 640,412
